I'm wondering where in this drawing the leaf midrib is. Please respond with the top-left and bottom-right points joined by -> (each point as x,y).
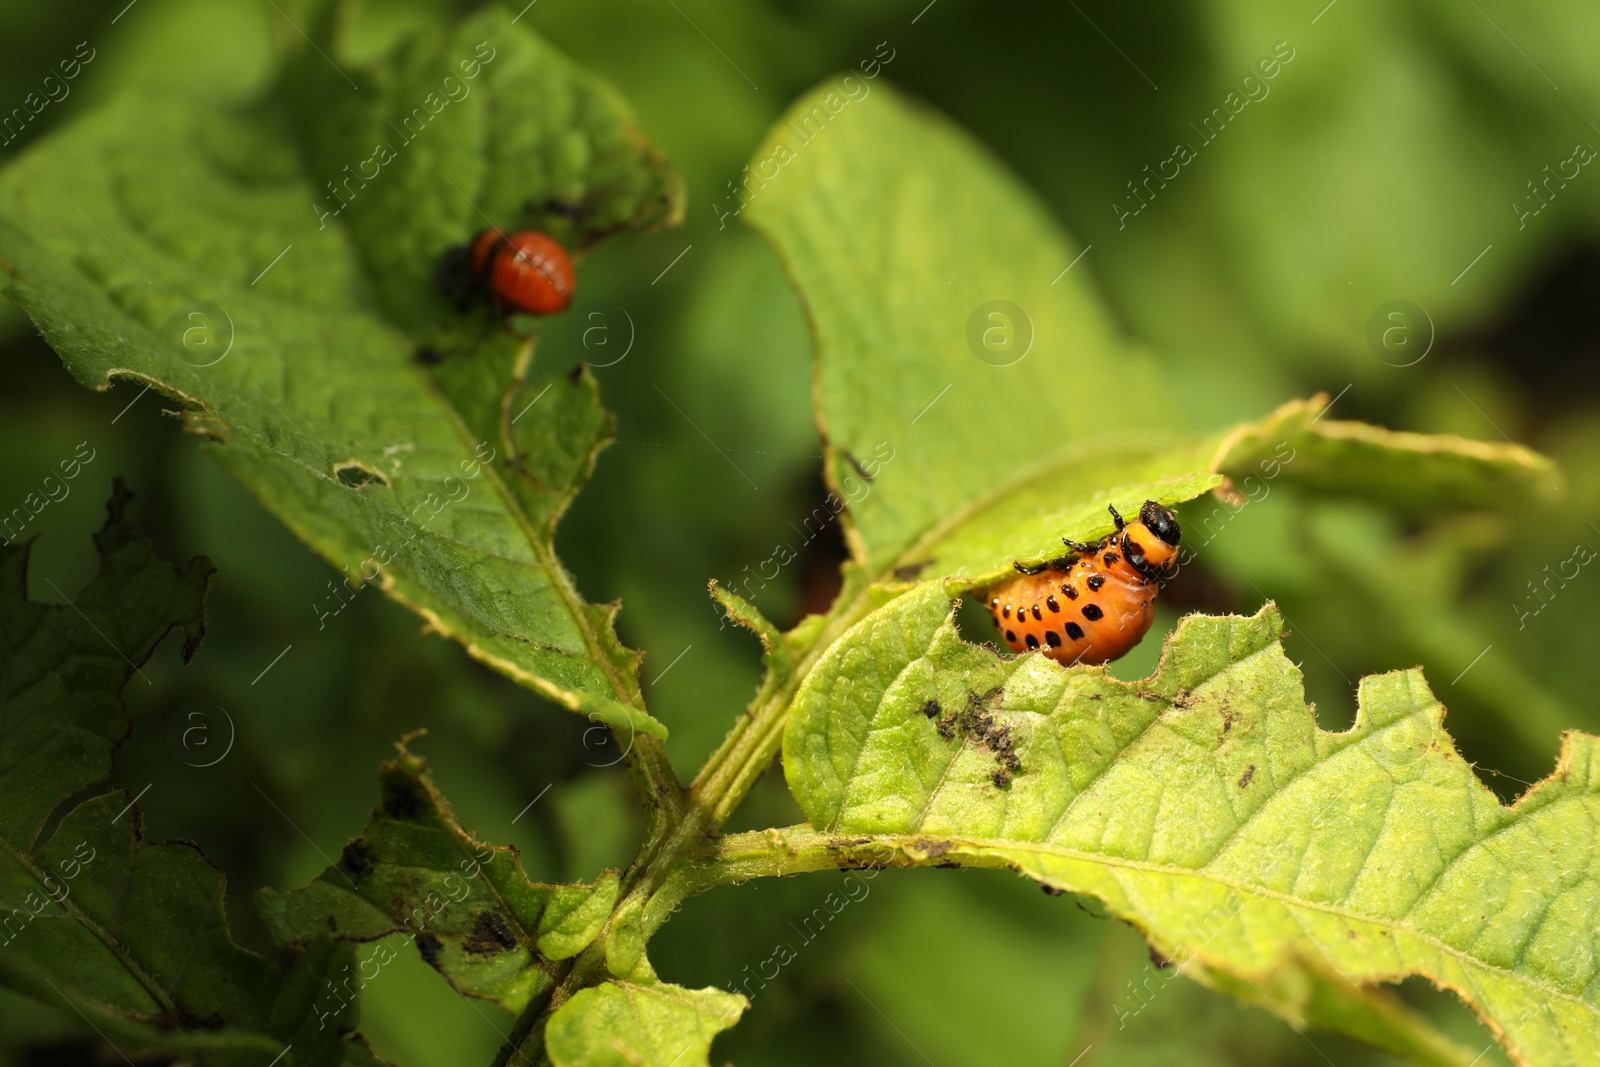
0,831 -> 177,1019
879,831 -> 1597,1015
409,366 -> 641,709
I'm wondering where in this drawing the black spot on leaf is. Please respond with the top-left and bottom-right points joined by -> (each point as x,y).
894,559 -> 933,580
382,778 -> 429,820
341,839 -> 372,875
416,931 -> 444,968
463,911 -> 518,954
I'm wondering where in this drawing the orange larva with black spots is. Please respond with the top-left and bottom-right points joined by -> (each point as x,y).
985,500 -> 1181,666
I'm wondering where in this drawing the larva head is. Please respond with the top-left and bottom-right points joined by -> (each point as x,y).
1120,500 -> 1181,582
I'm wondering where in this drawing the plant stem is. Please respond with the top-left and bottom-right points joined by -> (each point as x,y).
496,588 -> 874,1065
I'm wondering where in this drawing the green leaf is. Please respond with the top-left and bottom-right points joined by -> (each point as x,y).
259,740 -> 619,1016
709,580 -> 794,709
743,78 -> 1175,578
0,8 -> 680,739
1212,395 -> 1562,515
544,978 -> 746,1067
848,394 -> 1556,592
782,582 -> 1600,1066
0,484 -> 375,1065
0,481 -> 209,842
743,85 -> 1556,591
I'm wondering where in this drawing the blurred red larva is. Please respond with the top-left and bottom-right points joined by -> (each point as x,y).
469,229 -> 575,316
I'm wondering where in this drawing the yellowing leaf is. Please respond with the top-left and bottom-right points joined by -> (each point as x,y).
782,583 -> 1599,1066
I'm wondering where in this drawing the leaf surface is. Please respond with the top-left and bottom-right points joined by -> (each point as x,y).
0,9 -> 681,738
259,742 -> 618,1016
743,79 -> 1171,577
743,84 -> 1557,590
544,978 -> 746,1067
0,486 -> 376,1065
783,582 -> 1600,1067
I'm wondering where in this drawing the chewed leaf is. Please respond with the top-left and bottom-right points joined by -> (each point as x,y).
782,582 -> 1600,1066
544,978 -> 747,1067
259,743 -> 618,1015
877,395 -> 1558,589
1212,395 -> 1562,511
0,9 -> 678,738
0,487 -> 375,1065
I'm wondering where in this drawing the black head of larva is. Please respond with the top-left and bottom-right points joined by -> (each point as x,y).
1121,500 -> 1182,583
1139,500 -> 1181,545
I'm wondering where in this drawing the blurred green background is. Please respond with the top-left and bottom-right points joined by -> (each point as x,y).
2,0 -> 1597,1064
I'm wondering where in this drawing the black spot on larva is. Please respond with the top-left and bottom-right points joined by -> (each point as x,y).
1065,621 -> 1085,640
1062,584 -> 1079,600
341,839 -> 372,875
1045,630 -> 1061,647
1025,634 -> 1040,650
1040,883 -> 1065,896
990,598 -> 1000,609
1005,630 -> 1016,642
1003,605 -> 1011,619
415,932 -> 444,968
1081,603 -> 1104,621
1031,604 -> 1042,621
923,699 -> 941,719
1238,764 -> 1255,789
1086,574 -> 1105,592
1046,595 -> 1060,613
1103,552 -> 1121,565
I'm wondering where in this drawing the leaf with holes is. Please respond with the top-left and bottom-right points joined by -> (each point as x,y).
0,8 -> 681,740
742,83 -> 1557,589
782,581 -> 1600,1066
0,485 -> 381,1066
259,741 -> 619,1015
